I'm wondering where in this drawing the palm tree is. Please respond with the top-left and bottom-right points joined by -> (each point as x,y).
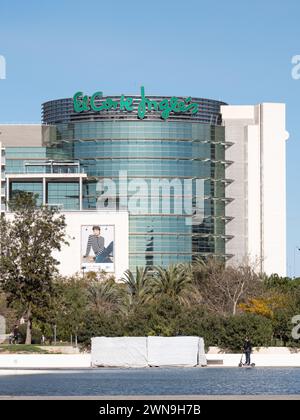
87,279 -> 126,313
121,266 -> 151,305
150,264 -> 199,306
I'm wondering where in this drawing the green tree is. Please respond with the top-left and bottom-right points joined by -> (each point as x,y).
263,274 -> 300,291
272,309 -> 296,346
87,279 -> 126,314
55,275 -> 88,345
124,295 -> 182,337
175,306 -> 225,348
0,192 -> 67,344
262,274 -> 300,346
220,313 -> 273,351
78,311 -> 125,347
150,265 -> 199,306
122,266 -> 151,306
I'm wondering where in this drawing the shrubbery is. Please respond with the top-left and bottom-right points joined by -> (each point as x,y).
220,314 -> 273,351
2,193 -> 298,349
2,261 -> 300,350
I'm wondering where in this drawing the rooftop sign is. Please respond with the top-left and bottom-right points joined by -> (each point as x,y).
73,86 -> 199,120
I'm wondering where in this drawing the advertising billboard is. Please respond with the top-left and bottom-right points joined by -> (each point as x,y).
81,224 -> 114,272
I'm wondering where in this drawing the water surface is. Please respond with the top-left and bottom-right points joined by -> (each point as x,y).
0,368 -> 299,396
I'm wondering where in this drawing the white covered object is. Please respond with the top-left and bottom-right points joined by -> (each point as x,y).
147,336 -> 200,367
198,337 -> 207,366
91,337 -> 148,367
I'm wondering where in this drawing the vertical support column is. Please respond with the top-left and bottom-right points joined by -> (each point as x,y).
43,177 -> 46,206
79,176 -> 82,211
6,176 -> 9,211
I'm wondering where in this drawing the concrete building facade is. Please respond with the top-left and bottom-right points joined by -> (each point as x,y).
222,103 -> 289,276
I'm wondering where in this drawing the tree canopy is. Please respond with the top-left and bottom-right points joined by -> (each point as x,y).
0,192 -> 67,344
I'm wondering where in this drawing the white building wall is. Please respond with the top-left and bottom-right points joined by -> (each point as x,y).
221,103 -> 288,276
6,211 -> 129,280
53,211 -> 129,280
0,124 -> 43,146
260,104 -> 288,276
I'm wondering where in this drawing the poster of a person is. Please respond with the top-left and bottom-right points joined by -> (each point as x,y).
81,225 -> 114,272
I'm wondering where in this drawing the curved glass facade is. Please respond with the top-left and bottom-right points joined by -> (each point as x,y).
42,96 -> 232,269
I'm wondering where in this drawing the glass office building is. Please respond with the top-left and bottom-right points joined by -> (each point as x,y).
39,94 -> 233,269
5,145 -> 82,211
1,98 -> 289,277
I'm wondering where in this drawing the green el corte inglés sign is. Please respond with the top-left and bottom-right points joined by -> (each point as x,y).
73,86 -> 198,120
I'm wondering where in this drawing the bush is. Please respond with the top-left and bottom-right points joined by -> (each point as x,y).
124,296 -> 182,337
78,311 -> 125,347
219,313 -> 273,351
174,306 -> 225,349
125,306 -> 173,337
272,308 -> 300,347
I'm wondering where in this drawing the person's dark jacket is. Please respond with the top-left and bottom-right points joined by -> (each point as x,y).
243,340 -> 252,353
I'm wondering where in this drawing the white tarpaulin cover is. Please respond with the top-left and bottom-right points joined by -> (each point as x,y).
198,337 -> 207,366
91,336 -> 207,368
91,337 -> 148,368
147,336 -> 201,367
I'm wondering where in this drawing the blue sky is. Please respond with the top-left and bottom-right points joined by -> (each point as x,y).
0,0 -> 299,275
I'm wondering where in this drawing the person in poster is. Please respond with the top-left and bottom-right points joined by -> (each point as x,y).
82,225 -> 114,268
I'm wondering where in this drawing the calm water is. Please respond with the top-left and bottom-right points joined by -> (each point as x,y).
0,368 -> 299,396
